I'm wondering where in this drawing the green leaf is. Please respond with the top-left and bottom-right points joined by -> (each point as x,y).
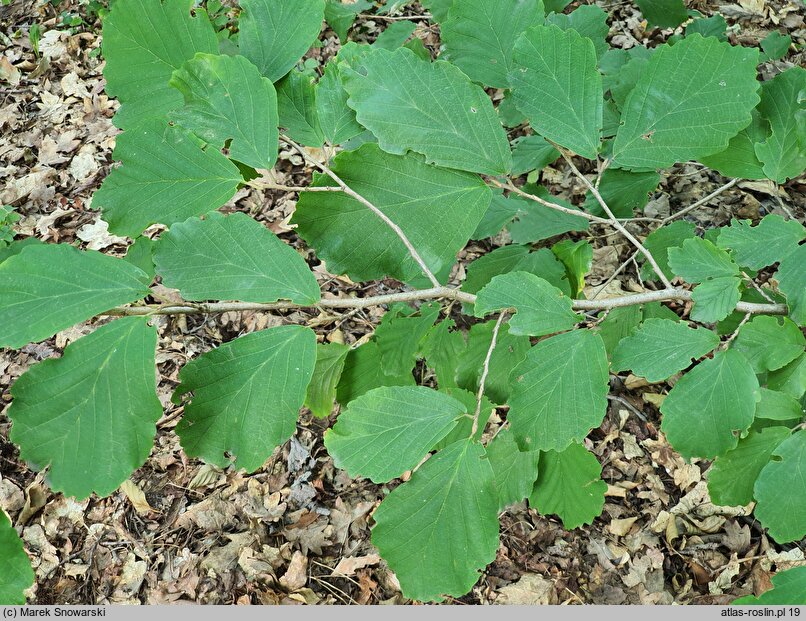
102,0 -> 218,127
374,303 -> 440,376
420,0 -> 452,21
552,239 -> 592,297
472,193 -> 521,239
463,245 -> 563,295
238,0 -> 325,81
0,510 -> 33,605
0,244 -> 150,349
699,111 -> 768,180
508,189 -> 590,244
153,212 -> 319,304
169,53 -> 278,170
371,439 -> 499,602
317,61 -> 364,145
543,0 -> 572,13
474,271 -> 579,336
583,168 -> 659,218
306,342 -> 350,418
734,316 -> 806,373
606,48 -> 653,110
510,135 -> 560,176
337,341 -> 415,405
174,325 -> 316,472
431,387 -> 493,450
768,353 -> 806,400
611,318 -> 719,382
640,220 -> 695,282
294,144 -> 490,284
529,442 -> 606,529
759,31 -> 792,62
660,349 -> 759,459
545,4 -> 609,58
324,0 -> 370,41
717,215 -> 805,270
755,68 -> 806,183
635,0 -> 688,28
707,426 -> 791,506
668,237 -> 740,282
509,330 -> 609,452
776,237 -> 806,326
124,236 -> 156,284
94,119 -> 242,237
373,19 -> 416,49
421,320 -> 464,391
8,318 -> 161,498
441,0 -> 545,89
595,305 -> 642,355
509,25 -> 602,159
486,429 -> 540,510
755,388 -> 803,422
686,14 -> 727,40
455,321 -> 531,404
754,430 -> 806,543
276,69 -> 324,147
342,47 -> 512,175
611,35 -> 760,170
734,566 -> 806,605
325,386 -> 465,483
690,277 -> 742,323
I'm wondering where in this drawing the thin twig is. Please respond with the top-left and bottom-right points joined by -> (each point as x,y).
280,135 -> 442,288
471,313 -> 507,438
559,150 -> 675,290
661,178 -> 738,225
360,13 -> 433,20
721,313 -> 752,350
742,271 -> 776,304
491,178 -> 611,225
248,180 -> 344,193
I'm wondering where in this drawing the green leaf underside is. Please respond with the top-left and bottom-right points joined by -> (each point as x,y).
0,244 -> 149,349
660,349 -> 759,459
153,212 -> 319,304
611,318 -> 719,382
175,326 -> 316,472
486,429 -> 540,510
754,430 -> 806,543
0,511 -> 34,605
755,67 -> 806,183
717,214 -> 805,270
508,330 -> 609,452
325,386 -> 465,483
305,342 -> 350,418
342,47 -> 512,175
94,119 -> 242,238
101,0 -> 218,127
169,53 -> 279,170
336,341 -> 415,406
238,0 -> 325,82
640,220 -> 696,282
711,426 -> 792,507
371,439 -> 499,602
509,25 -> 602,159
441,0 -> 544,89
276,70 -> 324,147
529,443 -> 606,529
474,271 -> 578,336
668,237 -> 739,283
755,388 -> 803,421
777,244 -> 806,325
8,318 -> 161,499
294,144 -> 490,284
635,0 -> 688,28
690,276 -> 742,323
734,316 -> 806,373
734,566 -> 806,605
612,35 -> 760,170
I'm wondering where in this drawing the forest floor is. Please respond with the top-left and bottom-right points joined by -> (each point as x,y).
1,0 -> 805,606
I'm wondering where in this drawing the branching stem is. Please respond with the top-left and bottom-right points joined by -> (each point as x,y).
471,312 -> 507,438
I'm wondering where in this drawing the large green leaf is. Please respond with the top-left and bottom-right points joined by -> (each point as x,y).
102,0 -> 218,127
755,388 -> 803,422
660,349 -> 759,459
94,119 -> 242,237
611,318 -> 719,382
440,0 -> 545,88
336,341 -> 416,405
238,0 -> 325,82
635,0 -> 688,28
153,212 -> 319,304
754,430 -> 806,543
0,244 -> 150,349
174,326 -> 316,472
486,429 -> 540,510
545,4 -> 609,58
529,442 -> 606,529
0,510 -> 34,605
734,566 -> 806,605
667,237 -> 740,283
294,144 -> 490,284
474,271 -> 579,336
717,215 -> 805,271
509,25 -> 602,159
690,277 -> 742,323
755,67 -> 806,183
325,386 -> 465,483
305,342 -> 350,418
508,330 -> 609,452
276,69 -> 324,147
611,35 -> 760,170
777,244 -> 806,326
371,439 -> 499,602
341,47 -> 512,175
8,318 -> 161,498
707,426 -> 791,507
734,316 -> 806,373
169,53 -> 279,170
